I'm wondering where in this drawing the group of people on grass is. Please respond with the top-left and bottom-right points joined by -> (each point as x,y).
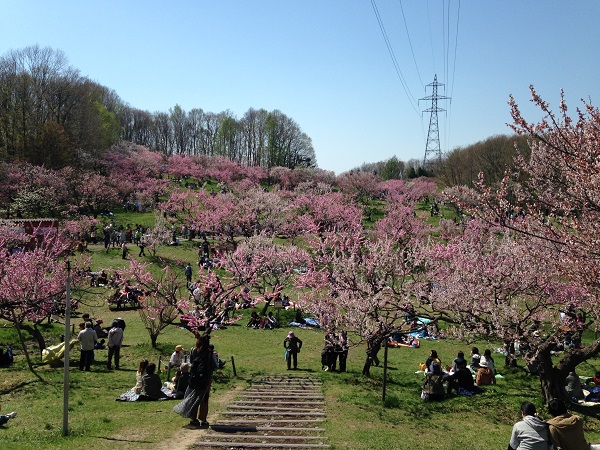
246,310 -> 278,329
77,314 -> 125,371
421,347 -> 496,401
320,330 -> 349,372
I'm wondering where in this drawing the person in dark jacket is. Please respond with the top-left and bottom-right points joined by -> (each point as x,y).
173,333 -> 215,428
444,359 -> 482,395
141,363 -> 167,399
283,331 -> 303,370
422,362 -> 445,402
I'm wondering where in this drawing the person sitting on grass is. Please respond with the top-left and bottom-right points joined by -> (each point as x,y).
141,363 -> 167,400
0,410 -> 16,426
508,402 -> 550,450
172,363 -> 191,399
475,359 -> 496,386
565,370 -> 585,402
133,359 -> 149,394
469,346 -> 481,372
246,311 -> 261,328
444,359 -> 483,396
421,362 -> 445,402
480,349 -> 496,375
425,350 -> 441,372
448,351 -> 466,374
547,398 -> 589,450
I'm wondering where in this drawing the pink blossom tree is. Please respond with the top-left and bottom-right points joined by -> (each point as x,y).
424,220 -> 586,391
118,259 -> 190,347
224,234 -> 310,314
0,226 -> 84,372
447,88 -> 600,401
297,222 -> 430,375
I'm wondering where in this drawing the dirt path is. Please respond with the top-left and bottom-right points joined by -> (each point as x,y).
152,382 -> 246,450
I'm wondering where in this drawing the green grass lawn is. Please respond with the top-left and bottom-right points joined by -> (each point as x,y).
2,241 -> 600,449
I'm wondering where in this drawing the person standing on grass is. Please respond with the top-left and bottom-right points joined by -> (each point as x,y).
173,333 -> 215,428
121,242 -> 128,259
78,321 -> 97,371
107,320 -> 124,370
138,239 -> 146,257
185,263 -> 193,284
284,331 -> 302,370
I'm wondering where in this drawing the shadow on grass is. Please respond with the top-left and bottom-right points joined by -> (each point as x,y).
0,378 -> 40,395
91,435 -> 154,444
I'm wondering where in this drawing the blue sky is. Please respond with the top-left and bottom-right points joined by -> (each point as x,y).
2,1 -> 599,174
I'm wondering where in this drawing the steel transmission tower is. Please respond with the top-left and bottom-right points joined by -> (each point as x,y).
420,75 -> 450,170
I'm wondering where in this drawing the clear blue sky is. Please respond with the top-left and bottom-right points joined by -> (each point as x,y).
2,1 -> 599,174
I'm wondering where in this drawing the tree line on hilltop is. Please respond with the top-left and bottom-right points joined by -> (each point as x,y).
0,45 -> 315,170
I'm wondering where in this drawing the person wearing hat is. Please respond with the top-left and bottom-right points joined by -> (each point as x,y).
170,345 -> 185,369
283,331 -> 303,370
475,358 -> 495,386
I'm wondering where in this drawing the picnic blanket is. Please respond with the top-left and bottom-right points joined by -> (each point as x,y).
116,386 -> 175,402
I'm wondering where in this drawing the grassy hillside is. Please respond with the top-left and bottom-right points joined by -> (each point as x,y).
2,238 -> 600,449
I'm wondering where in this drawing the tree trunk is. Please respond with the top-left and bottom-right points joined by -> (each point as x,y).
20,323 -> 47,351
151,334 -> 158,348
534,338 -> 600,402
260,299 -> 272,317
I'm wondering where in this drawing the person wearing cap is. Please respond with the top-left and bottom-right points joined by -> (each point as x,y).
283,331 -> 303,370
480,348 -> 496,375
77,321 -> 97,371
475,359 -> 495,386
107,320 -> 124,370
170,345 -> 185,369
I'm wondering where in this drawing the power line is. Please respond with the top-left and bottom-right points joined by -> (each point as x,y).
398,0 -> 424,88
370,0 -> 420,115
446,0 -> 461,154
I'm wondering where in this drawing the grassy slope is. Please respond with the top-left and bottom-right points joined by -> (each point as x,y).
2,218 -> 600,448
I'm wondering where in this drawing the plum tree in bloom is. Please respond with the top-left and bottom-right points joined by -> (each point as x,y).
449,88 -> 600,401
119,259 -> 191,347
424,220 -> 594,400
0,227 -> 84,372
144,212 -> 173,257
286,191 -> 363,236
297,225 -> 430,375
224,234 -> 310,314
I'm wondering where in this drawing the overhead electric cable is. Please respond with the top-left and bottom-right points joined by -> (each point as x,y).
398,0 -> 424,88
446,0 -> 461,155
426,0 -> 437,74
370,0 -> 421,115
